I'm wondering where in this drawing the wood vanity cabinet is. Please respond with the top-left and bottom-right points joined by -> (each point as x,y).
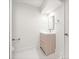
40,33 -> 56,56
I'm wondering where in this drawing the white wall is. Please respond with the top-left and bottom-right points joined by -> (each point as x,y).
12,2 -> 41,50
12,2 -> 55,50
54,4 -> 64,58
40,14 -> 49,32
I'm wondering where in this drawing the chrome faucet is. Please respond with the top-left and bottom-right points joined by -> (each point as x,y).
48,29 -> 53,32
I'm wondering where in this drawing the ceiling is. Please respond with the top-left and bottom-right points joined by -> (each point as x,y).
41,0 -> 62,13
14,0 -> 64,13
14,0 -> 44,7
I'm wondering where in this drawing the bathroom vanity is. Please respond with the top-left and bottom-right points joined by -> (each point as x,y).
40,32 -> 56,56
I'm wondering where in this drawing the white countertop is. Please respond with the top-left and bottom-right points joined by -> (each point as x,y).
40,31 -> 56,34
